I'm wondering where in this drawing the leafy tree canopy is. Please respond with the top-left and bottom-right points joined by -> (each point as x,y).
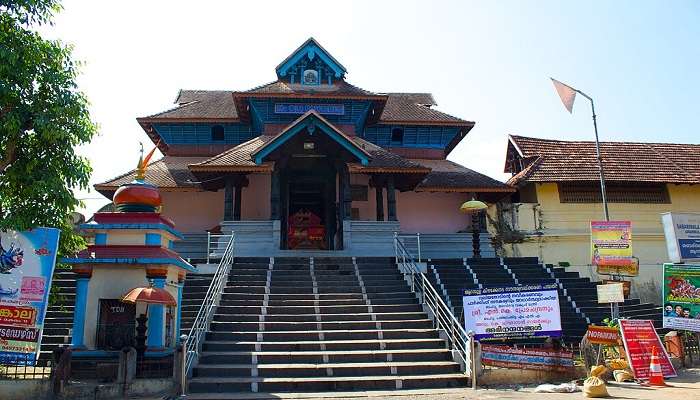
1,0 -> 97,257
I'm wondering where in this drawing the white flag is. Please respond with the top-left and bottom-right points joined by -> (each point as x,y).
551,78 -> 577,113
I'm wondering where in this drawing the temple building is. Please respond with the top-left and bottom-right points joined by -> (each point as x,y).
96,38 -> 512,257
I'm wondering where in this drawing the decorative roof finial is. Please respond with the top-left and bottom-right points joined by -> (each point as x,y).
135,142 -> 157,181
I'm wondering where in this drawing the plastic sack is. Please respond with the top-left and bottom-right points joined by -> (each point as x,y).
583,365 -> 609,398
534,383 -> 580,393
609,358 -> 628,370
613,369 -> 634,383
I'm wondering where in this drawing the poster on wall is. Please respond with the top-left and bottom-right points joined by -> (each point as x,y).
619,319 -> 676,379
590,220 -> 636,276
662,263 -> 700,332
480,344 -> 574,372
661,212 -> 700,263
463,284 -> 562,340
0,228 -> 60,364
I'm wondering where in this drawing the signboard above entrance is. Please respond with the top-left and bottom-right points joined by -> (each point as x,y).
661,212 -> 700,263
274,103 -> 345,115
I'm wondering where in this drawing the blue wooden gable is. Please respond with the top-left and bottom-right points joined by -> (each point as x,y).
153,123 -> 254,145
249,98 -> 372,134
276,38 -> 347,85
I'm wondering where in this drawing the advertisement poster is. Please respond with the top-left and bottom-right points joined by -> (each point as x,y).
662,263 -> 700,332
591,220 -> 635,275
619,319 -> 676,379
463,284 -> 562,340
481,344 -> 574,373
0,228 -> 60,364
662,213 -> 700,263
585,325 -> 620,345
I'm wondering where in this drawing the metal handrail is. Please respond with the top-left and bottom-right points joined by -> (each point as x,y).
393,233 -> 475,382
206,232 -> 234,264
184,233 -> 235,377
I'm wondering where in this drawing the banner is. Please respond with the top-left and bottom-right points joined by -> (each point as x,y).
481,344 -> 574,373
619,319 -> 676,379
463,284 -> 562,340
662,263 -> 700,332
597,283 -> 625,304
586,325 -> 620,345
661,213 -> 700,263
0,228 -> 60,364
591,220 -> 635,275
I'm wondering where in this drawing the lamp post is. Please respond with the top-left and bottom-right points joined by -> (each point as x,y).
460,198 -> 488,258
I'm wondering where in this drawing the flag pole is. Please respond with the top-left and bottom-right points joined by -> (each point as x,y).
575,90 -> 610,222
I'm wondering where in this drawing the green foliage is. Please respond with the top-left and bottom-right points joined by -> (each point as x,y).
0,0 -> 96,259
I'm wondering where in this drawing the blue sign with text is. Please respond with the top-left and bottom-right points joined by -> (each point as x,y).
274,103 -> 345,116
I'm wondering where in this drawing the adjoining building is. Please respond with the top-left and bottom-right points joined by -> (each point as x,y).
497,134 -> 700,303
95,38 -> 513,258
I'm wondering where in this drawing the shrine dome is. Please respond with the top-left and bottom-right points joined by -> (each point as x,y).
113,145 -> 162,212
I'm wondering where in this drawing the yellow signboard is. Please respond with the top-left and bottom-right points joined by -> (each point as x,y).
591,221 -> 637,276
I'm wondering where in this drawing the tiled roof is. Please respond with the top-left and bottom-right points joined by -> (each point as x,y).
189,136 -> 274,172
411,159 -> 514,192
506,135 -> 700,185
378,93 -> 472,125
348,137 -> 429,173
142,90 -> 238,120
94,156 -> 207,195
242,80 -> 378,97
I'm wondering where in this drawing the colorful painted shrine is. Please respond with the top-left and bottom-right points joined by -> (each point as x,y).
64,159 -> 194,356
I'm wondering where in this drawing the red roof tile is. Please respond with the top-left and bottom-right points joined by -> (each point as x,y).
94,156 -> 207,195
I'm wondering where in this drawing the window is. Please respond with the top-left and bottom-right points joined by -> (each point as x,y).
391,127 -> 404,144
350,185 -> 368,202
211,125 -> 225,141
558,182 -> 670,204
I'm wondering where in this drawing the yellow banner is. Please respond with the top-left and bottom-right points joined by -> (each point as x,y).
591,220 -> 636,276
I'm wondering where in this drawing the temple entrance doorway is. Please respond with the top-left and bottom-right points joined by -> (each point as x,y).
281,156 -> 338,250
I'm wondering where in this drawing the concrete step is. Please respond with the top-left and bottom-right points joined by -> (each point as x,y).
209,319 -> 433,332
201,338 -> 447,352
205,328 -> 439,341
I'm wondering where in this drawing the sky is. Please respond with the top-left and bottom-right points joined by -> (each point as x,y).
41,0 -> 700,216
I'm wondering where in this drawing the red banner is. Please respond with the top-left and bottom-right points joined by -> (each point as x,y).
586,325 -> 620,345
0,305 -> 36,327
619,319 -> 676,379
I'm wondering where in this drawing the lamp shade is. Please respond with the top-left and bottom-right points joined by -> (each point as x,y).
121,286 -> 176,305
460,199 -> 488,213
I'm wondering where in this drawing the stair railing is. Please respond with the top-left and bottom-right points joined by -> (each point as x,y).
184,232 -> 235,377
394,233 -> 476,386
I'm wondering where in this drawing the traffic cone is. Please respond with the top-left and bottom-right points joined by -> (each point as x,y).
646,346 -> 667,387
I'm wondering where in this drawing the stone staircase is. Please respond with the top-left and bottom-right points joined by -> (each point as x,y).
187,256 -> 466,396
38,270 -> 76,361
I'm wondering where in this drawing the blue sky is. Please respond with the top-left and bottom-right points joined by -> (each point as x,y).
44,0 -> 700,214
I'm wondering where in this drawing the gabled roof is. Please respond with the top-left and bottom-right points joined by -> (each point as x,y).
188,136 -> 274,172
141,90 -> 238,121
242,80 -> 378,98
378,93 -> 472,126
506,135 -> 700,186
412,159 -> 514,193
276,37 -> 347,79
251,110 -> 371,165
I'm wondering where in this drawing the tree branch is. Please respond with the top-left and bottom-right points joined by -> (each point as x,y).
0,139 -> 18,174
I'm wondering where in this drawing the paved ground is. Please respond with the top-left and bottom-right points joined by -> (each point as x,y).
155,368 -> 700,399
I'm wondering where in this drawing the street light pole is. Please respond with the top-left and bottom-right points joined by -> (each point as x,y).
576,90 -> 610,222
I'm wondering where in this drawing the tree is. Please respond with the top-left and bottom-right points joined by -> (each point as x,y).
0,0 -> 97,258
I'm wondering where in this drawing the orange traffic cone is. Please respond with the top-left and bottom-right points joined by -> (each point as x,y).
646,346 -> 667,387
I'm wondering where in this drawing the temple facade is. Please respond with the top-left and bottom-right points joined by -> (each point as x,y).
97,38 -> 512,257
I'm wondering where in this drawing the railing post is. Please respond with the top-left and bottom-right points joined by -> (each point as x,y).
469,331 -> 477,390
417,232 -> 421,263
179,334 -> 188,397
206,231 -> 211,264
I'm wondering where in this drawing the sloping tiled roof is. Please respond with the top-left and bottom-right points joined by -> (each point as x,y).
94,156 -> 207,195
242,80 -> 378,97
142,90 -> 238,120
506,135 -> 700,185
411,159 -> 514,192
348,137 -> 429,173
378,93 -> 472,125
189,135 -> 275,172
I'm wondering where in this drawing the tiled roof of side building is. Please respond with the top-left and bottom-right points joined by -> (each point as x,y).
94,156 -> 207,195
506,135 -> 700,186
410,159 -> 514,192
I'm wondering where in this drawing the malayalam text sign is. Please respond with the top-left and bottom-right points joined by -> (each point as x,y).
663,263 -> 700,332
662,213 -> 700,263
481,344 -> 574,373
619,319 -> 676,379
597,283 -> 625,304
591,220 -> 635,275
0,228 -> 60,364
463,284 -> 562,340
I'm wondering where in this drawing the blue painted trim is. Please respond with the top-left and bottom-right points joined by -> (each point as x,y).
254,116 -> 368,166
277,43 -> 345,78
61,257 -> 197,273
147,278 -> 166,349
71,277 -> 90,347
168,240 -> 174,250
79,223 -> 184,240
94,233 -> 107,245
175,283 -> 183,344
145,233 -> 161,246
356,101 -> 372,133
